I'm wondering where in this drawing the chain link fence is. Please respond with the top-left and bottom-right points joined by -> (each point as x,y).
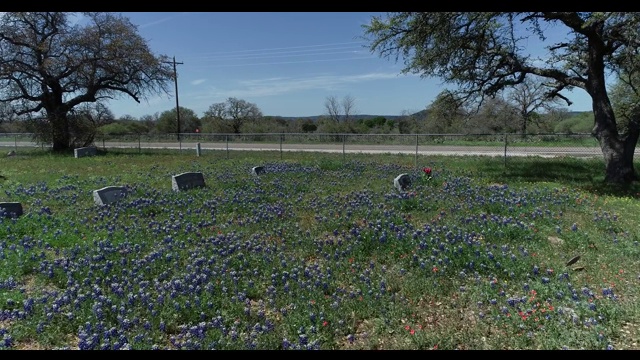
0,132 -> 606,165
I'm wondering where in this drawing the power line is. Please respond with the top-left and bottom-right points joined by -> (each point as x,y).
184,46 -> 365,61
180,41 -> 367,58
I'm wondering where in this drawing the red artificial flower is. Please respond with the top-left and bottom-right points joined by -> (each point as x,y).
423,167 -> 432,175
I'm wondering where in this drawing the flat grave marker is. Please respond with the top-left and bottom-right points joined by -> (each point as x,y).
394,173 -> 411,192
172,172 -> 206,191
74,146 -> 97,158
251,166 -> 265,176
93,186 -> 128,206
0,202 -> 23,218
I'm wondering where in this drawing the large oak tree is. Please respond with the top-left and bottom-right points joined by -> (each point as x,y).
157,106 -> 201,134
203,97 -> 262,134
0,12 -> 173,151
507,77 -> 564,137
363,12 -> 640,184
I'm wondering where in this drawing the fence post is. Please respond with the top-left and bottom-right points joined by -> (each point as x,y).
415,133 -> 419,169
138,134 -> 141,153
280,133 -> 283,160
343,134 -> 346,161
102,136 -> 105,151
179,133 -> 182,152
504,133 -> 508,168
14,134 -> 18,153
226,135 -> 229,159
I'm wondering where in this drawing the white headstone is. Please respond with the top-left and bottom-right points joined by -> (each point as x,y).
172,172 -> 206,191
0,202 -> 23,218
93,186 -> 127,206
74,146 -> 97,158
394,173 -> 411,192
251,166 -> 265,176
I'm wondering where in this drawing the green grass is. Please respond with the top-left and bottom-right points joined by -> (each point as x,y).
0,148 -> 638,349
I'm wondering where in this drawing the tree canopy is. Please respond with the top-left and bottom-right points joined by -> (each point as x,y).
203,97 -> 262,134
0,12 -> 174,151
363,12 -> 640,184
157,106 -> 201,134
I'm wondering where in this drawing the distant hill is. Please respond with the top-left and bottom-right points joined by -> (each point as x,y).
268,109 -> 590,122
269,113 -> 418,122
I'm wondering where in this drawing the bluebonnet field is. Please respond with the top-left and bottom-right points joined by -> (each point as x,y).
0,151 -> 638,349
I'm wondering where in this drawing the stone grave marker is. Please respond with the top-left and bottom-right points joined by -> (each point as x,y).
74,146 -> 97,158
0,202 -> 23,218
7,150 -> 16,157
172,172 -> 206,191
251,166 -> 265,176
93,186 -> 128,206
394,173 -> 411,192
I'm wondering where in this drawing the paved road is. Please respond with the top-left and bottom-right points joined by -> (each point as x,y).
3,140 -> 607,158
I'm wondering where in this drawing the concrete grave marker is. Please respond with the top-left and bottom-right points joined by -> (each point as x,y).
93,186 -> 127,206
172,172 -> 206,191
394,173 -> 411,192
251,166 -> 265,176
0,202 -> 23,218
74,146 -> 97,158
7,150 -> 16,157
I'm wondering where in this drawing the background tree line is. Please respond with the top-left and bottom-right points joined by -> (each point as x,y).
0,92 -> 595,136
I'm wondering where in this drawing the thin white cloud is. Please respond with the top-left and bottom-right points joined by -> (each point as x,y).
192,72 -> 411,100
138,13 -> 187,29
190,79 -> 206,86
138,17 -> 173,29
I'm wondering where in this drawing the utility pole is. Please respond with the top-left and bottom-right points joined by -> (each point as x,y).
164,56 -> 184,140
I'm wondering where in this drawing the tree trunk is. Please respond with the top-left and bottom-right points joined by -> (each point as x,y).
592,99 -> 639,184
49,109 -> 71,152
232,118 -> 242,134
586,35 -> 638,185
598,138 -> 637,183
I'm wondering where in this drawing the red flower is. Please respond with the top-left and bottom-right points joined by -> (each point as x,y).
423,167 -> 432,175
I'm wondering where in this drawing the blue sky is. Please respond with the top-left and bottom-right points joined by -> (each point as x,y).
104,12 -> 594,119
